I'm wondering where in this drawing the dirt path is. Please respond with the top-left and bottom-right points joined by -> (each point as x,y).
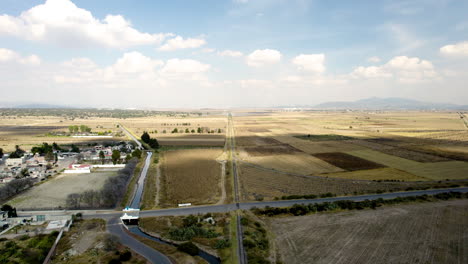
215,160 -> 226,205
155,164 -> 161,207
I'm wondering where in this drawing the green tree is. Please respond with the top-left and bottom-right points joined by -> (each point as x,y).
197,127 -> 202,133
172,128 -> 178,133
70,144 -> 80,153
185,128 -> 189,133
112,150 -> 121,165
141,132 -> 150,143
99,150 -> 105,164
132,149 -> 142,159
218,128 -> 222,133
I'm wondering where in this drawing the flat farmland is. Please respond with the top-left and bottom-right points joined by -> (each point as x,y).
159,148 -> 223,207
313,152 -> 385,171
239,152 -> 344,175
158,135 -> 225,146
348,149 -> 468,180
323,168 -> 427,181
269,200 -> 468,264
0,115 -> 125,151
238,163 -> 419,201
119,114 -> 227,137
8,171 -> 117,209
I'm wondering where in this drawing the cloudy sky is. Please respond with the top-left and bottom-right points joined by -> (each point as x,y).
0,0 -> 467,108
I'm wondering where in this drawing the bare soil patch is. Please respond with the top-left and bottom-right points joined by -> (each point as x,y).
269,200 -> 468,264
313,152 -> 385,171
159,149 -> 223,207
243,144 -> 303,156
236,136 -> 282,146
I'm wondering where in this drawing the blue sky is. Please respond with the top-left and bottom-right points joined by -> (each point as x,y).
0,0 -> 467,108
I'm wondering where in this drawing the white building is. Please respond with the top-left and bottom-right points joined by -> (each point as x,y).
6,158 -> 24,167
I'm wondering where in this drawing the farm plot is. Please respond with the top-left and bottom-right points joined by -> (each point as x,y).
243,144 -> 303,156
8,171 -> 117,209
323,168 -> 428,181
236,136 -> 282,146
348,149 -> 468,180
274,136 -> 365,154
313,152 -> 385,171
238,164 -> 418,201
158,135 -> 225,146
269,200 -> 468,264
159,148 -> 223,207
239,152 -> 344,175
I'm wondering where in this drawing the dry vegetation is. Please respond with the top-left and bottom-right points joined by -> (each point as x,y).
159,148 -> 223,207
269,200 -> 468,264
0,115 -> 125,152
9,171 -> 117,209
237,163 -> 425,201
313,152 -> 385,171
233,111 -> 468,200
52,219 -> 148,264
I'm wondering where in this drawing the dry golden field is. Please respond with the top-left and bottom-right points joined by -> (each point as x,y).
269,200 -> 468,264
232,110 -> 468,200
9,171 -> 117,209
0,115 -> 125,151
159,148 -> 223,207
237,163 -> 428,201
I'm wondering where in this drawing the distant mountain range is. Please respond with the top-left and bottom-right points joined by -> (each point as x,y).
312,97 -> 468,110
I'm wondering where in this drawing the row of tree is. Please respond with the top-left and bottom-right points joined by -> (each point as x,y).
141,132 -> 160,149
0,178 -> 35,202
65,158 -> 138,208
68,125 -> 92,133
254,192 -> 467,217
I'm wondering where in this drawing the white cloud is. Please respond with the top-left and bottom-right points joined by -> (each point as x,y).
218,50 -> 243,57
110,51 -> 163,74
292,54 -> 325,73
0,0 -> 171,48
246,49 -> 281,67
351,56 -> 437,83
351,66 -> 392,79
160,58 -> 210,75
367,56 -> 381,63
159,36 -> 206,51
0,48 -> 41,65
440,41 -> 468,56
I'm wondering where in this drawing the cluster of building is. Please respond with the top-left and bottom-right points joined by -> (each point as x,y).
0,141 -> 136,181
0,153 -> 57,183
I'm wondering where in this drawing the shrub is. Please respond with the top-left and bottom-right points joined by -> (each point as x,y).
119,250 -> 132,261
177,242 -> 199,256
214,239 -> 231,249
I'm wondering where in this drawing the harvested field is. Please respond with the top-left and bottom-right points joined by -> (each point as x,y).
238,164 -> 421,201
0,115 -> 128,152
323,168 -> 428,181
9,171 -> 117,209
158,138 -> 225,146
236,136 -> 282,146
295,134 -> 354,141
269,200 -> 468,264
274,136 -> 365,154
313,152 -> 385,171
159,148 -> 223,207
240,153 -> 344,175
248,128 -> 270,132
348,149 -> 468,180
243,144 -> 302,156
